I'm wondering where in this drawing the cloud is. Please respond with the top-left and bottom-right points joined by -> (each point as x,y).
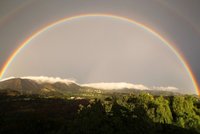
21,76 -> 76,85
82,82 -> 149,90
0,77 -> 15,82
152,86 -> 179,91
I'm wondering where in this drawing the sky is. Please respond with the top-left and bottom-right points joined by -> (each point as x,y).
0,0 -> 200,94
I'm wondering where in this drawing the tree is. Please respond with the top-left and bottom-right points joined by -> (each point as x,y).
147,96 -> 173,124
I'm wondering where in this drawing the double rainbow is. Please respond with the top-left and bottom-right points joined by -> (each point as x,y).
0,14 -> 199,95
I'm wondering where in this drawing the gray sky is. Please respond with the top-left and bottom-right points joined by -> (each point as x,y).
0,0 -> 200,94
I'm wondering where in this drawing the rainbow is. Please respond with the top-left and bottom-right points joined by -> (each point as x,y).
0,14 -> 199,95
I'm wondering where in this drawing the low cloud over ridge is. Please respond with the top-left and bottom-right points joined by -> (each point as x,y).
82,82 -> 149,90
22,76 -> 76,85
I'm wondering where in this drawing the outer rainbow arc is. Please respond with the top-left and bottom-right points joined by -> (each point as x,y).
0,13 -> 199,95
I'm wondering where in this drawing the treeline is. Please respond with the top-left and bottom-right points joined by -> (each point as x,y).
62,93 -> 200,134
0,93 -> 199,134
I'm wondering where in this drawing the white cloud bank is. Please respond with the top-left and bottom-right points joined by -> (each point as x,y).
152,86 -> 179,91
0,76 -> 76,85
0,77 -> 16,82
21,76 -> 76,85
82,82 -> 149,90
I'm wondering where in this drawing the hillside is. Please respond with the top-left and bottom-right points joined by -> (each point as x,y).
0,77 -> 80,95
0,92 -> 199,134
0,77 -> 184,96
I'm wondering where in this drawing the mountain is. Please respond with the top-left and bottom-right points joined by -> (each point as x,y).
0,78 -> 41,94
0,77 -> 80,95
0,76 -> 182,96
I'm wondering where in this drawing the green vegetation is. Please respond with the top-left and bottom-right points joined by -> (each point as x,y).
0,92 -> 199,134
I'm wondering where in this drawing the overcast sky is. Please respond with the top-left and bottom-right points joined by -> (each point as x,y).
0,0 -> 200,93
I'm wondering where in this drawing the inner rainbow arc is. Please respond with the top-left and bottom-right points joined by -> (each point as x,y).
0,13 -> 199,95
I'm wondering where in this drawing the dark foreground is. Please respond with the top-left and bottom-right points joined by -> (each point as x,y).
0,93 -> 199,134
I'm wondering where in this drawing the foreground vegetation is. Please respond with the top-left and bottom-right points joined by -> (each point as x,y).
0,92 -> 199,134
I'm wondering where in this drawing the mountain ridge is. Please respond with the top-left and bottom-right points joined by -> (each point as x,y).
0,76 -> 184,96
